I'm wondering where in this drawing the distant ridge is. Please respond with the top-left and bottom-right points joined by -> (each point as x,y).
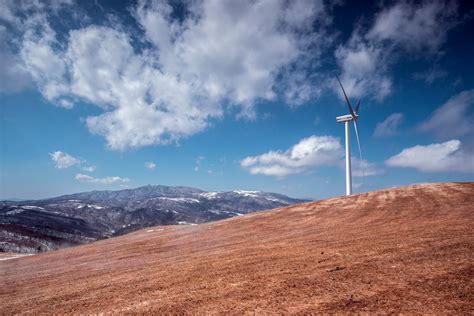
0,198 -> 28,202
0,184 -> 307,253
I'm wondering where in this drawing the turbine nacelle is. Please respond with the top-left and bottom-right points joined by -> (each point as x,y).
336,114 -> 355,123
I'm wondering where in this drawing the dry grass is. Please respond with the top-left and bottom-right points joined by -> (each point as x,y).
1,182 -> 473,314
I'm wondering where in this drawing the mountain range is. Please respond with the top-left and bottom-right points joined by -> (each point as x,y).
0,185 -> 307,253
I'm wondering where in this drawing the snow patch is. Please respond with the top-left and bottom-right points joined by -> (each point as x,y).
177,221 -> 197,226
265,198 -> 289,204
5,208 -> 25,215
76,204 -> 104,209
200,192 -> 221,199
233,190 -> 260,197
21,205 -> 45,210
158,197 -> 200,203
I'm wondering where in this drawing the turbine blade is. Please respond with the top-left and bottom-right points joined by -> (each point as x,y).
335,74 -> 356,118
353,120 -> 364,178
355,99 -> 360,114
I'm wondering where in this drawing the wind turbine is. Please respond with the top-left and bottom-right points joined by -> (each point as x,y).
335,74 -> 363,196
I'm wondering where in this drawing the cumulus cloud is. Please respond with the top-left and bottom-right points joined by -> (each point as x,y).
136,0 -> 294,108
335,37 -> 392,101
50,150 -> 97,171
20,20 -> 70,106
366,1 -> 458,53
419,89 -> 474,139
0,0 -> 74,28
49,151 -> 81,169
374,113 -> 404,138
386,140 -> 474,173
5,1 -> 463,151
0,0 -> 77,102
240,135 -> 342,177
18,22 -> 224,147
135,0 -> 333,114
6,0 -> 332,150
145,161 -> 156,170
0,2 -> 34,93
0,1 -> 19,25
0,36 -> 32,93
335,1 -> 458,101
75,173 -> 130,184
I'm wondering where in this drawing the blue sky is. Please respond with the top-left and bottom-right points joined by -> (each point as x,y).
1,0 -> 473,200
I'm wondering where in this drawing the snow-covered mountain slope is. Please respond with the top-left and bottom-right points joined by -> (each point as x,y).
0,185 -> 307,253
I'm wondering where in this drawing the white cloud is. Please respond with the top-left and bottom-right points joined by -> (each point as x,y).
240,135 -> 342,177
75,173 -> 130,184
335,38 -> 392,101
5,1 -> 462,151
19,15 -> 71,107
0,1 -> 19,25
0,0 -> 77,31
0,29 -> 32,93
374,113 -> 404,138
137,0 -> 295,110
50,151 -> 97,171
1,0 -> 77,97
49,151 -> 81,169
366,1 -> 457,53
135,0 -> 331,115
29,24 -> 222,148
386,140 -> 474,173
145,161 -> 156,170
419,89 -> 474,139
335,1 -> 458,101
7,0 -> 331,150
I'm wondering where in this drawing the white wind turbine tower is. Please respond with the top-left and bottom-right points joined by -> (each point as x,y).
335,74 -> 364,196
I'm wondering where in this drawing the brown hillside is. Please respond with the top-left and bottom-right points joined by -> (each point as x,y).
1,182 -> 473,314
